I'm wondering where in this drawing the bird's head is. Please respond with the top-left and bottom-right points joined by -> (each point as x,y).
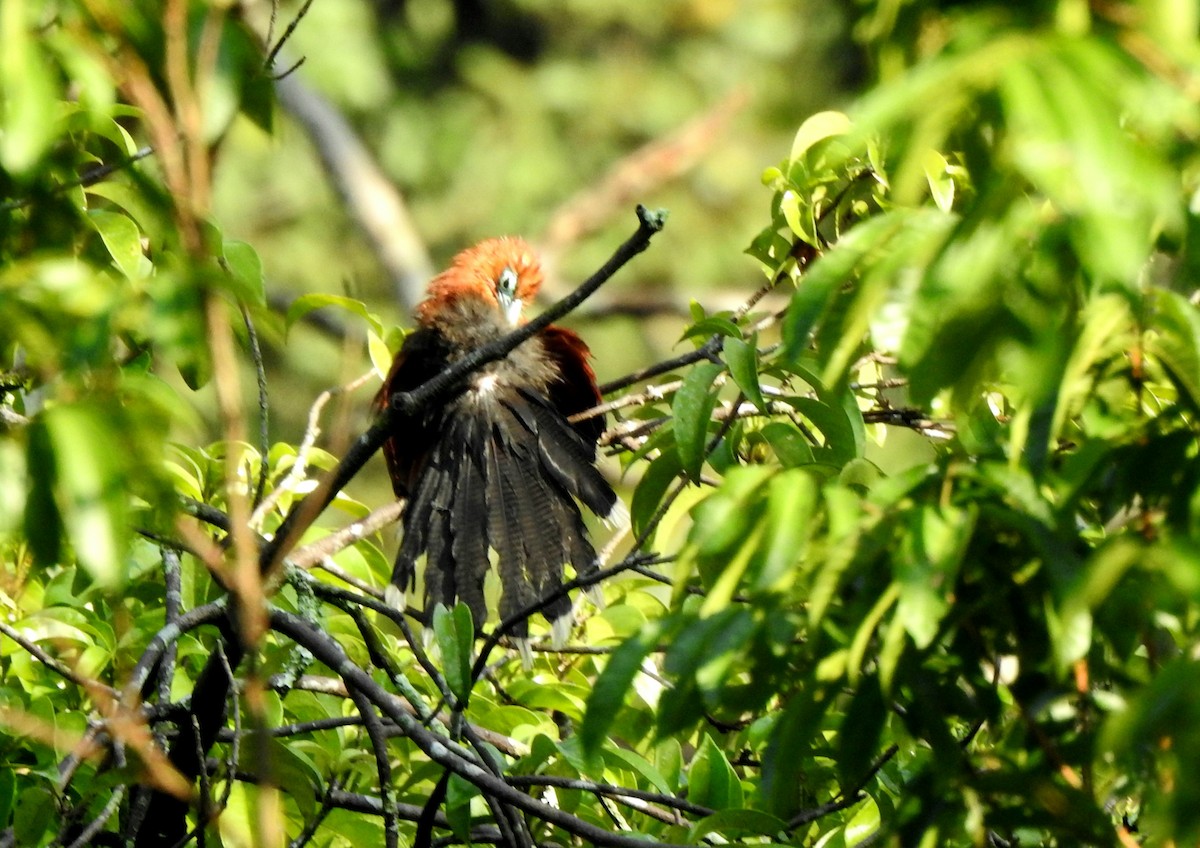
416,237 -> 543,329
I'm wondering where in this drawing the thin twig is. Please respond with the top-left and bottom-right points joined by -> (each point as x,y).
240,303 -> 271,507
62,786 -> 126,848
264,0 -> 314,72
786,744 -> 898,829
598,336 -> 721,396
288,498 -> 404,573
250,369 -> 377,529
0,147 -> 155,214
288,774 -> 345,848
0,621 -> 119,700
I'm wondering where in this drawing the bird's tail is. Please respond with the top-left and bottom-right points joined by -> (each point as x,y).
389,391 -> 619,640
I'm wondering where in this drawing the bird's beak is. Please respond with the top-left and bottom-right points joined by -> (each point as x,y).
496,268 -> 523,327
497,288 -> 522,327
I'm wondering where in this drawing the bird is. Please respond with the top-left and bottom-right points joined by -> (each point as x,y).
375,236 -> 626,649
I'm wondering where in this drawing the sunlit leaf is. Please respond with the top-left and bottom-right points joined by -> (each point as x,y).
580,623 -> 661,759
222,240 -> 265,304
1147,289 -> 1200,412
286,293 -> 383,336
0,0 -> 59,174
688,734 -> 743,810
895,505 -> 974,649
88,210 -> 144,280
690,808 -> 788,842
27,404 -> 129,587
790,110 -> 853,160
630,450 -> 682,541
724,335 -> 766,412
672,360 -> 723,481
758,421 -> 816,468
367,329 -> 393,380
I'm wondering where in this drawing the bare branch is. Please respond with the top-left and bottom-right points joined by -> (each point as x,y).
274,73 -> 433,309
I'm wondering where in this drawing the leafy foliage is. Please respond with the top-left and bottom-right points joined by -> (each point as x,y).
2,1 -> 1200,847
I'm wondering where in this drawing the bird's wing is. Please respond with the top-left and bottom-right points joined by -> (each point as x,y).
538,325 -> 605,450
373,327 -> 453,497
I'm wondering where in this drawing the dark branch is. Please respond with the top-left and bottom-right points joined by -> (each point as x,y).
0,146 -> 156,214
506,774 -> 714,818
240,302 -> 271,507
268,607 -> 697,848
598,335 -> 722,395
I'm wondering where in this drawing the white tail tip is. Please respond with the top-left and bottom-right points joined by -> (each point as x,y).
384,584 -> 407,612
604,497 -> 630,531
514,638 -> 534,670
551,614 -> 573,649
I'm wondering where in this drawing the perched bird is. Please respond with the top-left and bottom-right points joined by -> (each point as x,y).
376,237 -> 625,646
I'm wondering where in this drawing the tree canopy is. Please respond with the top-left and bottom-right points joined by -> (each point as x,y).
2,1 -> 1200,846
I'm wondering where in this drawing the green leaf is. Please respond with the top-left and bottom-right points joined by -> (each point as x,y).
780,190 -> 814,245
0,769 -> 15,830
603,746 -> 674,796
690,808 -> 788,842
672,361 -> 724,481
781,214 -> 907,360
432,603 -> 474,704
723,335 -> 766,412
681,316 -> 741,342
580,624 -> 660,758
790,110 -> 853,160
0,0 -> 59,175
12,785 -> 54,846
630,450 -> 683,541
88,210 -> 144,279
28,404 -> 129,587
445,773 -> 476,841
756,468 -> 818,591
237,736 -> 319,820
1147,289 -> 1200,412
895,505 -> 975,649
922,149 -> 955,212
837,676 -> 887,786
222,240 -> 265,304
1101,657 -> 1200,838
758,422 -> 816,468
761,685 -> 829,816
686,466 -> 772,565
654,738 -> 684,791
367,329 -> 394,380
286,293 -> 383,336
688,734 -> 743,810
24,421 -> 64,569
787,397 -> 857,466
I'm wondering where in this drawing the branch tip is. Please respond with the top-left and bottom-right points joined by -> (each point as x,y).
636,204 -> 669,232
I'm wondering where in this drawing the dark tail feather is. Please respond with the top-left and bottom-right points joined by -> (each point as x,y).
391,441 -> 454,611
449,412 -> 490,626
510,389 -> 619,521
392,392 -> 616,641
483,416 -> 534,634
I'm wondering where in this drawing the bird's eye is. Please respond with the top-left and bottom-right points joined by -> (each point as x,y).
497,267 -> 518,297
